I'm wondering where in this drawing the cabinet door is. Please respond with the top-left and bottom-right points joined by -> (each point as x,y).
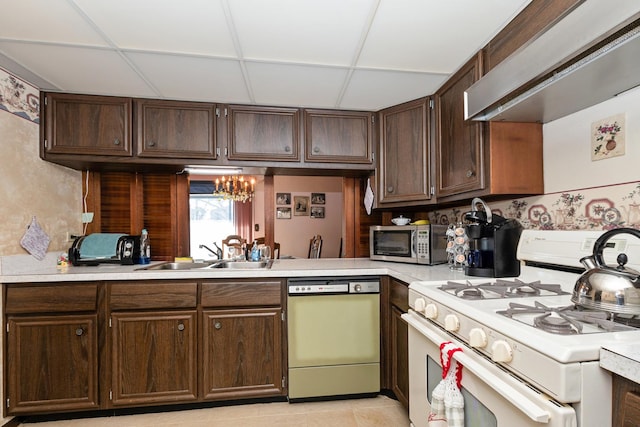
43,93 -> 131,156
304,109 -> 373,164
111,311 -> 197,406
135,99 -> 217,158
390,306 -> 409,409
6,315 -> 99,415
202,308 -> 283,400
378,98 -> 432,205
227,105 -> 300,161
435,53 -> 484,197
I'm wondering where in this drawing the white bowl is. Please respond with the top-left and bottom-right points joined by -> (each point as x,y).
392,216 -> 411,226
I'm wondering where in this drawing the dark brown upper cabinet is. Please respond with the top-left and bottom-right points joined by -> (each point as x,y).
304,109 -> 374,164
377,97 -> 434,207
226,105 -> 300,162
135,99 -> 218,159
42,93 -> 132,157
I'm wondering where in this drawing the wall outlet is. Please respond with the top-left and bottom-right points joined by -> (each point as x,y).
66,232 -> 75,242
81,212 -> 94,223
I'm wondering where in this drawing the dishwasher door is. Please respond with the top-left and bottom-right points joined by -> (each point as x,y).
287,292 -> 380,399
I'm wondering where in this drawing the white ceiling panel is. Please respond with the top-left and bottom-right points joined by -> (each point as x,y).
341,69 -> 447,110
0,42 -> 155,97
126,52 -> 250,103
227,0 -> 377,65
0,1 -> 534,111
0,0 -> 107,46
74,0 -> 237,57
358,0 -> 530,72
246,62 -> 348,108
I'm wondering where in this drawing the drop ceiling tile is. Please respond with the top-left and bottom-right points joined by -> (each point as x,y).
126,52 -> 250,103
228,0 -> 376,65
0,0 -> 107,46
358,0 -> 531,72
340,69 -> 447,110
0,42 -> 155,96
245,62 -> 348,108
74,0 -> 237,57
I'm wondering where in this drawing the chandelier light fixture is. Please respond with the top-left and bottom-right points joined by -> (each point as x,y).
214,175 -> 256,203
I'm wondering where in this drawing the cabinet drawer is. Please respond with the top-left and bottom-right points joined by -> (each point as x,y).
6,283 -> 98,314
110,282 -> 197,310
201,280 -> 282,307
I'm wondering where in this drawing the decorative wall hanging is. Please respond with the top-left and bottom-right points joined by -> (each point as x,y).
276,192 -> 291,205
591,113 -> 625,161
294,196 -> 309,216
311,206 -> 325,218
276,207 -> 291,219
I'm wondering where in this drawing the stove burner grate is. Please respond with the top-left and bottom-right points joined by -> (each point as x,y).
440,279 -> 570,300
498,301 -> 638,334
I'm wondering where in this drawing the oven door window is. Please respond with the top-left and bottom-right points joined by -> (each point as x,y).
427,355 -> 497,427
373,231 -> 412,257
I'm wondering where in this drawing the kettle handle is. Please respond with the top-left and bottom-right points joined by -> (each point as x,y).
593,227 -> 640,267
471,197 -> 492,224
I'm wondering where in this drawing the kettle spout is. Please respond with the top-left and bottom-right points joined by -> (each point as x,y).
580,255 -> 597,270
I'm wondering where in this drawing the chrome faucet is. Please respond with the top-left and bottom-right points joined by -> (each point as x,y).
199,243 -> 223,260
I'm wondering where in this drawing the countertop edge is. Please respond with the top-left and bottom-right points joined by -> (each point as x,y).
600,344 -> 640,384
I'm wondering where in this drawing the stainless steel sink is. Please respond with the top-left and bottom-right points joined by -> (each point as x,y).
138,260 -> 272,271
212,260 -> 272,269
137,261 -> 214,270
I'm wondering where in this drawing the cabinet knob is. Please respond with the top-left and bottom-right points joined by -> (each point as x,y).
387,186 -> 394,193
113,138 -> 121,146
75,328 -> 84,336
466,170 -> 475,178
148,141 -> 156,147
177,323 -> 185,331
313,146 -> 320,153
284,146 -> 291,153
214,322 -> 222,330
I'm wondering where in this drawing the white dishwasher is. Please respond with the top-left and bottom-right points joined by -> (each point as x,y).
287,276 -> 380,400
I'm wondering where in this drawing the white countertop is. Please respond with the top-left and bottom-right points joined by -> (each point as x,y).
0,252 -> 468,284
600,343 -> 640,384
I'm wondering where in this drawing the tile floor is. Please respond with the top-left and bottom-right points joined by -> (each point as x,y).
19,395 -> 410,427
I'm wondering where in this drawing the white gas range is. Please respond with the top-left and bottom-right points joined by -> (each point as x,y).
403,229 -> 640,427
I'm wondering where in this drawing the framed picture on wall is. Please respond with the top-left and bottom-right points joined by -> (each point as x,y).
276,192 -> 291,205
311,193 -> 325,204
276,207 -> 292,219
294,196 -> 309,216
311,206 -> 325,219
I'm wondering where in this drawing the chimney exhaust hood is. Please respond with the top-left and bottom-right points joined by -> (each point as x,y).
465,1 -> 640,123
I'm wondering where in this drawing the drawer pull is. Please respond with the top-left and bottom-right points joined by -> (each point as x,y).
75,328 -> 84,336
177,323 -> 185,331
214,322 -> 222,330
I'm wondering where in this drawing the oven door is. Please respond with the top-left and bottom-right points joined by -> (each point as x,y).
403,311 -> 577,427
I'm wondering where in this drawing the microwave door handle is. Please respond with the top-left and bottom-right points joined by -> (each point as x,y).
412,231 -> 417,256
403,312 -> 564,424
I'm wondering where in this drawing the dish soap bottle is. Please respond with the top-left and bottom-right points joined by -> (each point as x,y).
250,240 -> 260,261
140,229 -> 151,264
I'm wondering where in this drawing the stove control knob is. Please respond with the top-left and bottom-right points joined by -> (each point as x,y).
424,303 -> 438,319
444,314 -> 460,332
491,340 -> 513,363
414,298 -> 426,312
469,328 -> 488,348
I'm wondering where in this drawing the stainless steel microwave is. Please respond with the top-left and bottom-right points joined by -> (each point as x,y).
370,224 -> 448,265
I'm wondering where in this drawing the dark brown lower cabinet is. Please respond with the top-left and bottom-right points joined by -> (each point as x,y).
110,311 -> 198,406
613,373 -> 640,426
202,308 -> 283,399
388,278 -> 409,409
6,315 -> 99,415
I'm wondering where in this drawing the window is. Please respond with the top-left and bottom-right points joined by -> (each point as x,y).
189,181 -> 235,260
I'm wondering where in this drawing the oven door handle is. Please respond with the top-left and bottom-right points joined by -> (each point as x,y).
403,312 -> 552,423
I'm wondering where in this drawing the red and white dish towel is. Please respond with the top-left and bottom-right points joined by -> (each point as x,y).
428,341 -> 464,427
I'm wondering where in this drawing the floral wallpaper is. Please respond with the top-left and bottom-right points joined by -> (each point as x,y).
0,67 -> 40,123
430,181 -> 640,231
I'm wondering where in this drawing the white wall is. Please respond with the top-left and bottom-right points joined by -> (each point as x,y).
543,86 -> 640,194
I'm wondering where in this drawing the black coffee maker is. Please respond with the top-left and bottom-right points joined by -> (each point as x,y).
464,198 -> 523,278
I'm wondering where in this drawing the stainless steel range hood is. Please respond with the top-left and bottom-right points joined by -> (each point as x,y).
465,1 -> 640,123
